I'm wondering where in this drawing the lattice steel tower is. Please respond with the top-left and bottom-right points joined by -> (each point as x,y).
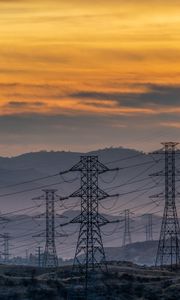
2,233 -> 10,263
34,189 -> 65,268
123,209 -> 132,246
152,142 -> 180,268
61,156 -> 118,298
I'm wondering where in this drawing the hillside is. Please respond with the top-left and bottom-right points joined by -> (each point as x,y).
3,211 -> 161,260
0,262 -> 179,299
0,147 -> 163,213
0,147 -> 170,262
105,241 -> 158,266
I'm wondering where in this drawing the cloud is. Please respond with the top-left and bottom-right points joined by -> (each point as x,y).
0,0 -> 180,155
0,83 -> 180,118
0,109 -> 179,157
70,84 -> 180,108
160,122 -> 180,128
6,101 -> 45,108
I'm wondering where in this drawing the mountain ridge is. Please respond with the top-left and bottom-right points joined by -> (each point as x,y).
0,146 -> 144,160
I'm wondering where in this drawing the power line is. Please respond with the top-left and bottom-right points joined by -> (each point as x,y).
0,177 -> 78,198
105,153 -> 145,165
0,173 -> 60,190
105,160 -> 161,193
0,152 -> 146,192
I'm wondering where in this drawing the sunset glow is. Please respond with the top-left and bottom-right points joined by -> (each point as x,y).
0,0 -> 180,155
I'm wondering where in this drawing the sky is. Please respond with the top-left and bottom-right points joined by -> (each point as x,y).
0,0 -> 180,156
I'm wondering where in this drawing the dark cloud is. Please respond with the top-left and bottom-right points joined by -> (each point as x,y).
0,110 -> 178,143
70,84 -> 180,108
5,101 -> 45,108
0,83 -> 179,155
0,107 -> 178,157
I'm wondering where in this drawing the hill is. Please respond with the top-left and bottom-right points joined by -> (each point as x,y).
0,147 -> 167,262
0,147 -> 162,213
105,241 -> 158,266
0,262 -> 179,299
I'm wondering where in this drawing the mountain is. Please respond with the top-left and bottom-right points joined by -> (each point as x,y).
0,147 -> 168,260
105,241 -> 158,266
0,147 -> 164,213
2,210 -> 162,260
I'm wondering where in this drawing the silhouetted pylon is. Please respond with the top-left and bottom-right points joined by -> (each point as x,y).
150,142 -> 180,269
123,209 -> 132,246
33,189 -> 66,268
61,155 -> 119,299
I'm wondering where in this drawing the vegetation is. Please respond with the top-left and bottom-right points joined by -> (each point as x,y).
0,262 -> 179,299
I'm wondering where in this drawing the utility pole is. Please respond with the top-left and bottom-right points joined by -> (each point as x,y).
123,209 -> 132,246
150,142 -> 180,269
60,156 -> 119,299
26,249 -> 29,265
36,246 -> 42,268
33,189 -> 66,268
145,214 -> 153,241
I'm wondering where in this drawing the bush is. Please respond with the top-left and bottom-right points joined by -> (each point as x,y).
143,286 -> 161,300
27,287 -> 57,300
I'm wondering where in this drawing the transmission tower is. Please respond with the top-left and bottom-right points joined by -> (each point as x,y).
26,249 -> 29,265
123,209 -> 132,246
36,246 -> 42,267
61,156 -> 119,299
151,142 -> 180,269
2,233 -> 10,263
145,214 -> 153,241
33,189 -> 66,268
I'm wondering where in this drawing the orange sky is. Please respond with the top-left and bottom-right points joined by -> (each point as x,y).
0,0 -> 180,155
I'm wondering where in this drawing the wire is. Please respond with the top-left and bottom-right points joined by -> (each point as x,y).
0,176 -> 78,198
106,180 -> 163,216
99,169 -> 119,184
99,196 -> 119,210
101,221 -> 121,236
0,152 -> 160,199
118,159 -> 162,171
60,198 -> 80,210
60,173 -> 80,183
100,176 -> 163,215
9,239 -> 44,252
0,173 -> 60,190
105,176 -> 150,193
117,184 -> 160,197
105,159 -> 161,193
10,202 -> 69,242
0,203 -> 43,218
0,153 -> 142,194
61,225 -> 79,236
105,153 -> 144,165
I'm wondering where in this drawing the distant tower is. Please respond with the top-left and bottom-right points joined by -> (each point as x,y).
151,142 -> 180,269
123,209 -> 132,246
43,190 -> 58,268
33,189 -> 66,268
26,249 -> 29,265
36,246 -> 42,268
3,233 -> 10,263
145,214 -> 153,241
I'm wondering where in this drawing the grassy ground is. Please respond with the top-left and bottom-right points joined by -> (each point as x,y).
0,262 -> 180,299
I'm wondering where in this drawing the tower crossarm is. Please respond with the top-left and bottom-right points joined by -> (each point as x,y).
149,171 -> 164,177
149,193 -> 164,199
60,215 -> 82,227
